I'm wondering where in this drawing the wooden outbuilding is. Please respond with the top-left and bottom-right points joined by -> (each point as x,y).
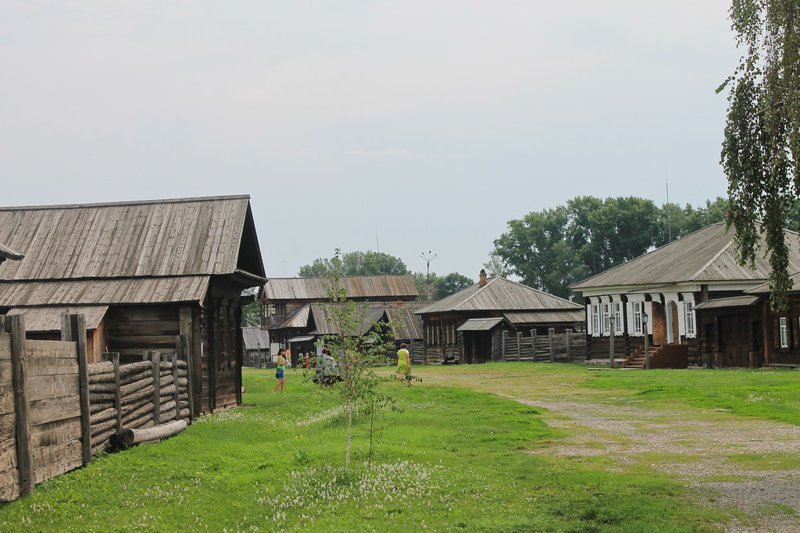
242,326 -> 271,367
0,195 -> 266,414
416,271 -> 584,364
260,276 -> 420,363
571,223 -> 800,368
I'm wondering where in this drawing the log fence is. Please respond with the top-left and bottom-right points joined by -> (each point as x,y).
0,314 -> 193,503
499,329 -> 586,362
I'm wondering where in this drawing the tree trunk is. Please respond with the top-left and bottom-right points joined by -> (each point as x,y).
345,401 -> 353,472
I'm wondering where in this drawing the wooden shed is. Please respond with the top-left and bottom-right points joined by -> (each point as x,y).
416,271 -> 584,364
0,195 -> 266,414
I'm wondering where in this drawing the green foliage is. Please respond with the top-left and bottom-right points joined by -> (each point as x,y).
721,0 -> 800,311
437,272 -> 473,299
240,301 -> 260,327
298,250 -> 410,277
492,196 -> 729,298
319,249 -> 397,470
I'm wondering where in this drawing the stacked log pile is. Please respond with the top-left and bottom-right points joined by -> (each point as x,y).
87,354 -> 191,454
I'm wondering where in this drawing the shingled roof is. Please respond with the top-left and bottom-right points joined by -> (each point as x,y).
416,277 -> 582,315
263,276 -> 417,301
571,223 -> 800,291
0,195 -> 265,307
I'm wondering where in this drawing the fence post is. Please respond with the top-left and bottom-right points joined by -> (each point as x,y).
110,353 -> 122,433
171,352 -> 180,421
64,314 -> 91,466
6,315 -> 33,497
151,351 -> 161,425
566,329 -> 572,359
549,328 -> 555,362
177,335 -> 194,422
501,330 -> 507,361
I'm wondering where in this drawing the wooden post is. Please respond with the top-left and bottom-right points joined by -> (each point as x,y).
549,328 -> 555,362
176,335 -> 194,422
234,303 -> 243,406
6,315 -> 33,496
516,332 -> 522,361
501,330 -> 507,361
151,351 -> 161,425
109,353 -> 122,432
171,352 -> 180,420
566,329 -> 572,359
64,314 -> 91,466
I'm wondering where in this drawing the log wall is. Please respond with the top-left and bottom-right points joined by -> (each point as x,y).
0,314 -> 194,504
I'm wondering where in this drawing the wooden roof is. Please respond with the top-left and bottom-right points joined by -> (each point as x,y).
242,327 -> 270,351
0,277 -> 210,307
263,276 -> 418,301
504,310 -> 585,324
308,303 -> 388,336
572,223 -> 800,290
416,277 -> 583,315
694,296 -> 760,310
0,195 -> 265,281
456,317 -> 505,332
0,242 -> 23,262
385,304 -> 425,340
6,305 -> 108,331
748,271 -> 800,294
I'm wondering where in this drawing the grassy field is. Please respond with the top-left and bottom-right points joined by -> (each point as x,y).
5,363 -> 798,531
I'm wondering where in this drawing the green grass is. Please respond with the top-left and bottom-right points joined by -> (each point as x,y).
583,367 -> 800,425
0,366 -> 724,532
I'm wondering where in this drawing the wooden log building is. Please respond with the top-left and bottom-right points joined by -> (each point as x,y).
416,270 -> 584,364
0,195 -> 266,414
571,223 -> 800,368
260,276 -> 420,363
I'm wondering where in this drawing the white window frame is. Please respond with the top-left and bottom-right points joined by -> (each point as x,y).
602,303 -> 611,335
613,302 -> 623,335
591,304 -> 600,337
633,301 -> 643,335
781,317 -> 790,348
684,301 -> 696,338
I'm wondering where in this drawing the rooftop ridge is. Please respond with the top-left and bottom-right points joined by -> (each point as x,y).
0,194 -> 251,211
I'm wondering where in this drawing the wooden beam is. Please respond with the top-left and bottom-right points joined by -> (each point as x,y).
64,314 -> 92,466
110,352 -> 122,433
150,351 -> 161,425
6,315 -> 34,496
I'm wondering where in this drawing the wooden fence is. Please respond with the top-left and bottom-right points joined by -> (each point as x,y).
0,314 -> 193,503
500,329 -> 587,362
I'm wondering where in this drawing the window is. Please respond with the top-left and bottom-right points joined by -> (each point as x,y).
633,302 -> 643,335
613,302 -> 623,335
602,303 -> 611,335
684,301 -> 696,338
591,304 -> 600,335
780,317 -> 790,348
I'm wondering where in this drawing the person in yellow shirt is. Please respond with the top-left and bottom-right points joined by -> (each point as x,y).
396,343 -> 411,386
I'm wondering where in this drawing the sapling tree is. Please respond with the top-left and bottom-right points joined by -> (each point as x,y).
320,250 -> 396,472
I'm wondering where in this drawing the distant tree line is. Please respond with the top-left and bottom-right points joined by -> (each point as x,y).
297,250 -> 473,301
488,196 -> 734,299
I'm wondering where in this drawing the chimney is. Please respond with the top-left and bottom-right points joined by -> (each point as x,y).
479,269 -> 488,287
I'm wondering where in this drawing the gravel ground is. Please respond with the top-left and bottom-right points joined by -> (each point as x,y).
522,400 -> 800,532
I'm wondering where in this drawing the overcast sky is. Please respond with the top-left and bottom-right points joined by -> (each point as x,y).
1,1 -> 739,279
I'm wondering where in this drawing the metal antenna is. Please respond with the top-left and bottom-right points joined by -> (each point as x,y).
420,250 -> 437,300
665,169 -> 672,243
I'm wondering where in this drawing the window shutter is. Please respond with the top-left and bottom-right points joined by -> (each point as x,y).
586,305 -> 593,336
626,302 -> 635,335
644,302 -> 653,334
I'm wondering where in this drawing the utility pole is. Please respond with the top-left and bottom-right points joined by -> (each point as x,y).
420,250 -> 437,300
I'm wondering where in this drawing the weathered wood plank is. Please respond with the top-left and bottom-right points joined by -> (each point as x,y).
0,334 -> 10,360
32,441 -> 83,485
29,397 -> 81,426
30,418 -> 82,448
26,357 -> 78,377
6,315 -> 33,497
0,383 -> 14,415
27,374 -> 79,402
25,340 -> 77,359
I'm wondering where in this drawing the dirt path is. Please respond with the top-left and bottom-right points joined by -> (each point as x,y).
419,368 -> 800,532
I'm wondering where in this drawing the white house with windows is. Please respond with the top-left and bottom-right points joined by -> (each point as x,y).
571,222 -> 800,366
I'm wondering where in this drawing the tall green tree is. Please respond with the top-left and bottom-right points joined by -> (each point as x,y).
437,272 -> 474,299
720,0 -> 800,310
492,196 -> 729,298
299,251 -> 410,277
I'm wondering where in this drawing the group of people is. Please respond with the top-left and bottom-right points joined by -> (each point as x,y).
272,343 -> 413,393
